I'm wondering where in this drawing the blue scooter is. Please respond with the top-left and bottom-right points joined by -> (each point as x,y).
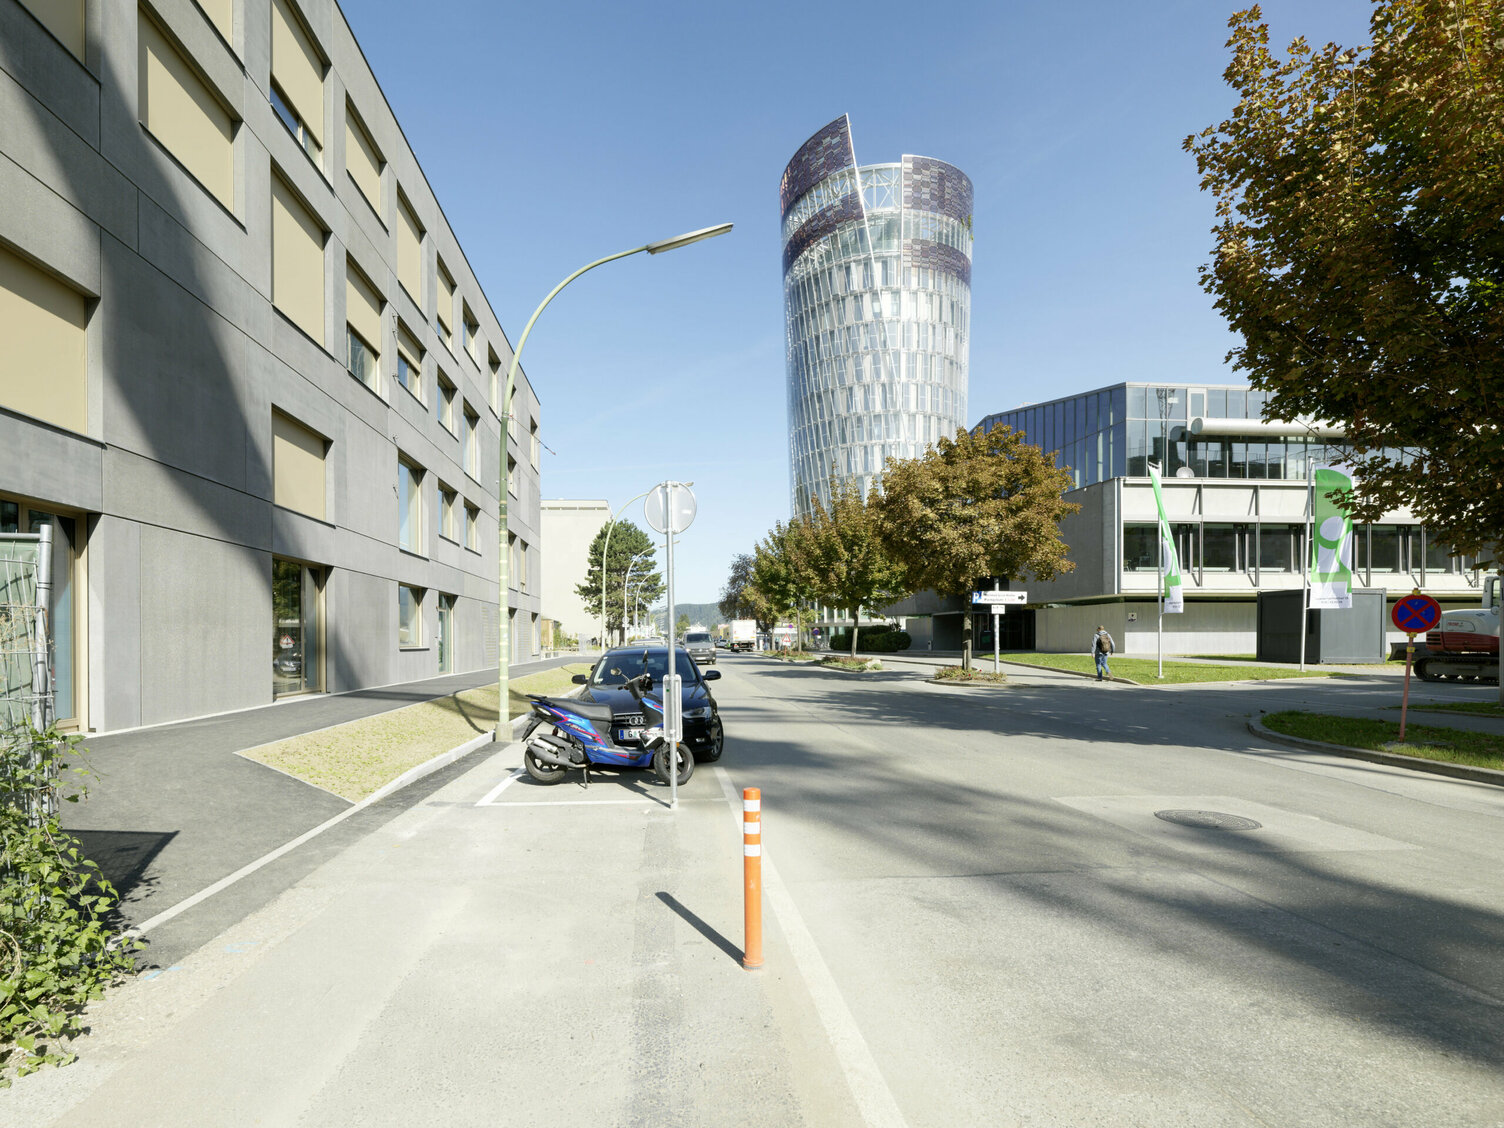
520,671 -> 693,787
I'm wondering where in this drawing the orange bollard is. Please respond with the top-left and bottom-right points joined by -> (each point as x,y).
742,787 -> 763,969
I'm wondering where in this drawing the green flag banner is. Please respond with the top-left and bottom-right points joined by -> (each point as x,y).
1309,464 -> 1355,610
1149,465 -> 1183,614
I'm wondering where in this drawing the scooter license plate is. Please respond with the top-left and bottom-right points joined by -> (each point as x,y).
617,727 -> 643,743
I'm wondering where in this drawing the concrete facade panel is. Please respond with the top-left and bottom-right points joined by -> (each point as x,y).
0,1 -> 101,146
0,152 -> 103,297
0,412 -> 105,512
101,446 -> 270,551
89,515 -> 142,730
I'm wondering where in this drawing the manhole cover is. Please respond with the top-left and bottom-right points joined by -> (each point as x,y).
1153,809 -> 1263,831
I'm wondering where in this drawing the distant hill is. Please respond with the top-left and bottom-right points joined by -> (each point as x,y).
651,602 -> 725,631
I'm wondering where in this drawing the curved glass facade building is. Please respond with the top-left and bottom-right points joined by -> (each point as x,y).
781,115 -> 973,517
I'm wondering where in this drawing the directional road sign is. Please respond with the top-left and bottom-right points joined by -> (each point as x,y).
1390,593 -> 1441,636
972,590 -> 1027,606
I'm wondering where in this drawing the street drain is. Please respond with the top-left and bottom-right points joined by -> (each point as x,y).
1153,809 -> 1263,831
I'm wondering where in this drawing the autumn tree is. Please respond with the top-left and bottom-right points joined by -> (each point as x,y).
749,517 -> 820,649
802,482 -> 906,656
872,425 -> 1079,669
1184,2 -> 1504,556
718,552 -> 776,634
575,521 -> 663,646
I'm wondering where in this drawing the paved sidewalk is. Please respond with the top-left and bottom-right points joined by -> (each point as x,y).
62,657 -> 589,968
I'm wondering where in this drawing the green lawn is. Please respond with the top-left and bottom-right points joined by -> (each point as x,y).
1403,701 -> 1504,718
1000,652 -> 1332,685
240,664 -> 592,801
1263,710 -> 1504,770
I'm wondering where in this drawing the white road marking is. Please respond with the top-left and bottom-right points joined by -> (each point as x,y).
474,767 -> 527,806
712,765 -> 909,1128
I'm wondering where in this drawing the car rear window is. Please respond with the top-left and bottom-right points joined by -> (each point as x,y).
686,633 -> 710,643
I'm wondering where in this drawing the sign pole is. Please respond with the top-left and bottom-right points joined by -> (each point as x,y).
993,579 -> 1001,674
1299,459 -> 1313,672
1390,589 -> 1441,745
1400,632 -> 1415,742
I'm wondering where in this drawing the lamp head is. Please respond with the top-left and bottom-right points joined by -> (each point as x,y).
646,223 -> 734,255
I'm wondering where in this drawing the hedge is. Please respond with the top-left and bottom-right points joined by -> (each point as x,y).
827,626 -> 911,653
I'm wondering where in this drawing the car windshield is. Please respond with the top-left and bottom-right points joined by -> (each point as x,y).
686,633 -> 710,644
592,649 -> 700,686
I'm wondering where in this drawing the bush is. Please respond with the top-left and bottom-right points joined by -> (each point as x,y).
0,726 -> 138,1083
934,665 -> 1008,683
827,626 -> 911,653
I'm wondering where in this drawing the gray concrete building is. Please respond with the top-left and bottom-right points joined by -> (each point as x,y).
540,498 -> 609,647
0,0 -> 542,732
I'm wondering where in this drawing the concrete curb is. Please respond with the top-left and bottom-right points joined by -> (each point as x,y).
924,678 -> 1008,687
1246,716 -> 1504,789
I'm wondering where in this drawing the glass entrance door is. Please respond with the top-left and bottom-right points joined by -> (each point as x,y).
437,594 -> 454,673
273,559 -> 322,696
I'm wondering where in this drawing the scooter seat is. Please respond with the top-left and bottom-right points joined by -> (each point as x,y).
534,695 -> 616,723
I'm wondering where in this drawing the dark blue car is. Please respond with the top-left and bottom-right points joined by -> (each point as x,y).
573,646 -> 724,762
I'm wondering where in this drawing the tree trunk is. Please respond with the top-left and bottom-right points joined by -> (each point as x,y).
850,610 -> 859,657
962,608 -> 973,670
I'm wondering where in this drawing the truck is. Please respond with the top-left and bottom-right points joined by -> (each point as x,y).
729,619 -> 757,652
1416,572 -> 1499,684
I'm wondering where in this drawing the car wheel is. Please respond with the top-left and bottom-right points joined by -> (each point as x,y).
696,715 -> 724,763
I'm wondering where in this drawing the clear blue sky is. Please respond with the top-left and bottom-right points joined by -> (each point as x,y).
346,0 -> 1373,606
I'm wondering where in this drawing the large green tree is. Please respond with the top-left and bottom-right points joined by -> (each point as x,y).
872,425 -> 1079,669
802,482 -> 905,655
1184,1 -> 1504,556
575,521 -> 663,646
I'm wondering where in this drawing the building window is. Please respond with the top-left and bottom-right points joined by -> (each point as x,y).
436,593 -> 455,673
1202,523 -> 1241,572
514,537 -> 528,592
435,259 -> 454,350
344,103 -> 383,214
273,558 -> 322,696
1122,524 -> 1158,572
463,406 -> 480,478
398,584 -> 423,647
345,263 -> 382,392
464,504 -> 479,551
272,410 -> 327,520
0,243 -> 88,434
488,349 -> 501,412
396,324 -> 423,401
138,10 -> 236,208
1367,524 -> 1404,572
462,307 -> 479,360
1257,524 -> 1300,572
270,0 -> 324,165
271,173 -> 325,341
506,453 -> 517,496
198,0 -> 233,45
397,457 -> 423,553
437,371 -> 456,433
439,483 -> 457,541
20,0 -> 87,60
529,418 -> 540,469
397,192 -> 423,302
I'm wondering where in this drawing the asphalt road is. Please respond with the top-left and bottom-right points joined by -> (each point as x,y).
12,654 -> 1504,1126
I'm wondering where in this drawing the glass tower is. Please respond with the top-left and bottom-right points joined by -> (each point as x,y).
781,115 -> 972,518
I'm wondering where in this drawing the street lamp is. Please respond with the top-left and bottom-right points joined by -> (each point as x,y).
599,487 -> 656,651
623,549 -> 651,640
495,224 -> 732,741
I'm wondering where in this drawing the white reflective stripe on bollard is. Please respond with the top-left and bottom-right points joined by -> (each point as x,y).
744,844 -> 761,856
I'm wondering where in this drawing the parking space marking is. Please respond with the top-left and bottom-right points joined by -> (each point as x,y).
474,767 -> 526,807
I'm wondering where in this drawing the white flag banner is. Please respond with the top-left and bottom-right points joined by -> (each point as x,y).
1308,464 -> 1355,610
1149,465 -> 1183,614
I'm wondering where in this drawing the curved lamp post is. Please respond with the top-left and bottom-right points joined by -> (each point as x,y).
495,224 -> 732,740
623,549 -> 651,640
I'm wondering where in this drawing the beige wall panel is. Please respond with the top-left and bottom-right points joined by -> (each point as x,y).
198,0 -> 233,43
272,411 -> 326,520
271,175 -> 324,342
19,0 -> 85,60
0,245 -> 87,434
271,0 -> 323,143
345,109 -> 382,212
138,13 -> 235,208
345,265 -> 382,352
397,196 -> 422,301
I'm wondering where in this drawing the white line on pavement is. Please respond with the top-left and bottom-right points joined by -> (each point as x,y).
712,765 -> 909,1128
475,767 -> 526,806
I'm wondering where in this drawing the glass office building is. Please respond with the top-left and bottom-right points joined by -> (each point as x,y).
974,382 -> 1384,489
782,116 -> 972,517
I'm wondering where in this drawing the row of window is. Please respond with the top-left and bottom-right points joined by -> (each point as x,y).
1123,523 -> 1475,579
123,0 -> 520,422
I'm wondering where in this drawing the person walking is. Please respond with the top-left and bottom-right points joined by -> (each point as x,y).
1092,625 -> 1115,681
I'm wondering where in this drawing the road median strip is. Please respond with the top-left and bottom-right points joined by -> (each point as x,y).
1249,712 -> 1504,787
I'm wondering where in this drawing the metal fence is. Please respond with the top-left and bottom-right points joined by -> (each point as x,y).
1,525 -> 57,823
